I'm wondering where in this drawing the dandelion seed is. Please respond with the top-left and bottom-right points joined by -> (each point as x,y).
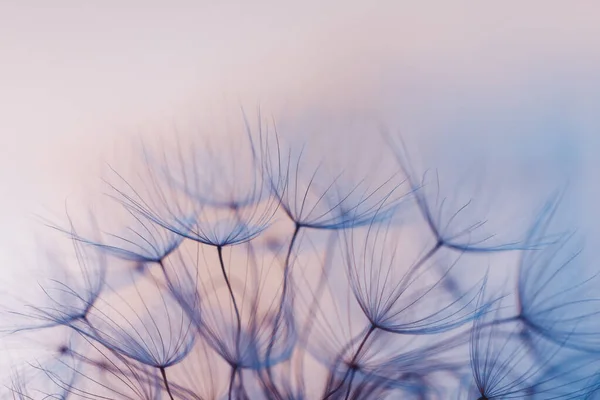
79,270 -> 196,400
4,233 -> 106,333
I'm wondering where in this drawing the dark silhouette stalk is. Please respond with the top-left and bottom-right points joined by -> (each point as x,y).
229,365 -> 237,400
215,245 -> 244,400
160,367 -> 175,400
324,324 -> 377,399
265,223 -> 302,387
217,245 -> 242,347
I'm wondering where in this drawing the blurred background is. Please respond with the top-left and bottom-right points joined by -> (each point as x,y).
0,0 -> 599,273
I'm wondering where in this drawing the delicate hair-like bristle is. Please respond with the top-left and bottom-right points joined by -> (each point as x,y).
3,114 -> 595,400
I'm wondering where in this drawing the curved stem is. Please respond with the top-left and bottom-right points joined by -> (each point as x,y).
216,245 -> 244,400
477,315 -> 521,331
265,224 -> 301,385
157,259 -> 174,288
350,325 -> 377,365
228,365 -> 237,400
294,232 -> 338,390
402,241 -> 442,286
217,246 -> 242,348
160,367 -> 175,400
323,324 -> 377,399
284,224 -> 302,277
343,369 -> 357,400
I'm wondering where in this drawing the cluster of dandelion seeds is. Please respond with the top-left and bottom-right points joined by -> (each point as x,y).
2,116 -> 600,400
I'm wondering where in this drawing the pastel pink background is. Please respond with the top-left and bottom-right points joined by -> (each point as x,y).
1,0 -> 599,280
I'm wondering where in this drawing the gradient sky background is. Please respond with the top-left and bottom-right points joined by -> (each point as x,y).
1,1 -> 599,273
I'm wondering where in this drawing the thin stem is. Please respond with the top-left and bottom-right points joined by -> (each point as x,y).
228,365 -> 237,400
344,369 -> 356,400
323,325 -> 377,399
217,245 -> 242,347
477,315 -> 521,331
160,367 -> 175,400
217,246 -> 243,400
294,232 -> 338,390
350,325 -> 377,365
265,223 -> 302,384
284,224 -> 302,277
402,241 -> 442,285
157,259 -> 174,288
